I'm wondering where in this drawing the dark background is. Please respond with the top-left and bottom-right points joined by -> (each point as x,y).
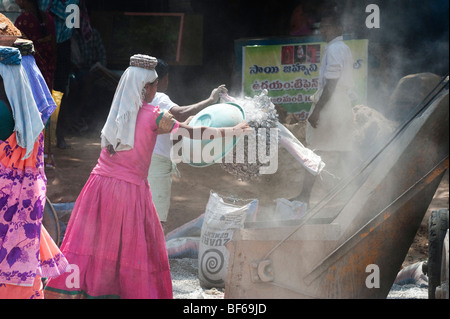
86,0 -> 448,110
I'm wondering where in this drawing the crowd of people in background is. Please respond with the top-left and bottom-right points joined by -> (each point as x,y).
0,10 -> 69,299
0,0 -> 447,300
0,2 -> 250,298
11,0 -> 108,164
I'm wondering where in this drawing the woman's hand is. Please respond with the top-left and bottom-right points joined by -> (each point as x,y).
228,121 -> 253,136
308,109 -> 320,128
209,84 -> 228,103
182,115 -> 195,126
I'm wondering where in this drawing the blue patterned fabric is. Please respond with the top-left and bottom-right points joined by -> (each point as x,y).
0,48 -> 44,159
21,55 -> 57,125
0,46 -> 21,66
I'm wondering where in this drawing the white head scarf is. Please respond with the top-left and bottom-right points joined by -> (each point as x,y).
0,46 -> 44,159
101,55 -> 158,152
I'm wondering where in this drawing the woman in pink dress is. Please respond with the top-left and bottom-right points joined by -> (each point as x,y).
0,44 -> 68,299
44,54 -> 250,299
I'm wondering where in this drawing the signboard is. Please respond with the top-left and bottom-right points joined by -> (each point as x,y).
241,38 -> 368,120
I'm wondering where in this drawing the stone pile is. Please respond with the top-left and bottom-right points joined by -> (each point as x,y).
220,90 -> 279,181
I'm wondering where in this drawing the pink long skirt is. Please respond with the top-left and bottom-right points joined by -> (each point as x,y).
44,174 -> 173,299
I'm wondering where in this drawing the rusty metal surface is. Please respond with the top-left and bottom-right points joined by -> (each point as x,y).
225,80 -> 449,299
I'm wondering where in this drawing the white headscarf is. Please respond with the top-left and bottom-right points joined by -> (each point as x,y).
101,56 -> 158,152
0,47 -> 44,159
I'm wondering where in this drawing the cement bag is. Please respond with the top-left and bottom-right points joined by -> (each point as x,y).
166,237 -> 200,259
198,191 -> 258,288
275,198 -> 307,220
393,261 -> 428,286
165,214 -> 204,259
165,213 -> 204,241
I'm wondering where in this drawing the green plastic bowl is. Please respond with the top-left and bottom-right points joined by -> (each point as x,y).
182,103 -> 245,167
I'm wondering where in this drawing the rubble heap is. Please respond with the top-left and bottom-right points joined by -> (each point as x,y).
220,90 -> 279,181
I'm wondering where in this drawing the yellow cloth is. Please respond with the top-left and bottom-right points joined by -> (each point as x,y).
49,90 -> 63,145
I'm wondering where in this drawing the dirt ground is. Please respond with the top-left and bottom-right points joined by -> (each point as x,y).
45,127 -> 449,269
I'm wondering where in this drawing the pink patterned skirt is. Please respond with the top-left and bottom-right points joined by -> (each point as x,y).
44,173 -> 173,299
0,133 -> 69,298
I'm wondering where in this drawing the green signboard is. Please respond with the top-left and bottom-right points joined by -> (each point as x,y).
241,39 -> 368,120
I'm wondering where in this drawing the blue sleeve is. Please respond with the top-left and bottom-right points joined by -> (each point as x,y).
50,0 -> 80,19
